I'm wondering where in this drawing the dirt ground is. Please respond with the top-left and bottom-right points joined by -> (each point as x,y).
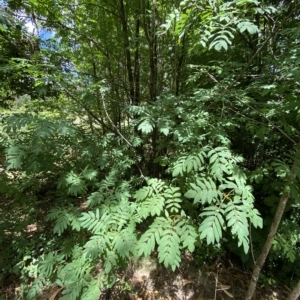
0,253 -> 292,300
111,254 -> 290,300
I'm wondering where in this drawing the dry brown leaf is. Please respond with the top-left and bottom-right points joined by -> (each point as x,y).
182,279 -> 195,287
49,286 -> 64,300
222,288 -> 234,298
218,284 -> 231,290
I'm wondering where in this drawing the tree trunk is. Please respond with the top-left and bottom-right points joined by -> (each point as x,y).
119,0 -> 135,104
245,164 -> 298,300
287,279 -> 300,300
245,191 -> 290,300
134,18 -> 140,105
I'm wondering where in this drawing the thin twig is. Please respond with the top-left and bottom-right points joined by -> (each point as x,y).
63,88 -> 114,133
101,96 -> 133,148
205,71 -> 297,145
232,93 -> 297,145
249,224 -> 256,264
102,97 -> 146,180
226,2 -> 300,90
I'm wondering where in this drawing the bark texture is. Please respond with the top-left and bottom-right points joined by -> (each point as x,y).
287,279 -> 300,300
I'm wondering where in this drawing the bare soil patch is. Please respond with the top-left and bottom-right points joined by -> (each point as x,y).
0,254 -> 291,300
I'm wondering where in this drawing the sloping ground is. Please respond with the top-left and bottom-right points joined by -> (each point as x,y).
112,255 -> 290,300
0,254 -> 292,299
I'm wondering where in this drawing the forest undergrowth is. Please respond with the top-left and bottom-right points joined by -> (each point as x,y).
1,0 -> 300,299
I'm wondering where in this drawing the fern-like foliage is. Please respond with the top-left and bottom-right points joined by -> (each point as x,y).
137,216 -> 199,270
26,276 -> 48,300
174,0 -> 268,52
178,145 -> 263,253
134,180 -> 199,270
157,226 -> 181,271
199,205 -> 225,245
164,187 -> 182,213
185,177 -> 221,204
138,117 -> 155,134
112,228 -> 137,258
38,252 -> 56,278
81,279 -> 102,300
135,178 -> 167,218
58,171 -> 87,196
137,217 -> 180,270
4,0 -> 300,297
172,148 -> 208,176
53,252 -> 98,300
4,113 -> 80,175
79,177 -> 138,272
175,220 -> 198,253
47,206 -> 81,235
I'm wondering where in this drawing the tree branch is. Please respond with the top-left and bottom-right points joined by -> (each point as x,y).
226,2 -> 300,90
